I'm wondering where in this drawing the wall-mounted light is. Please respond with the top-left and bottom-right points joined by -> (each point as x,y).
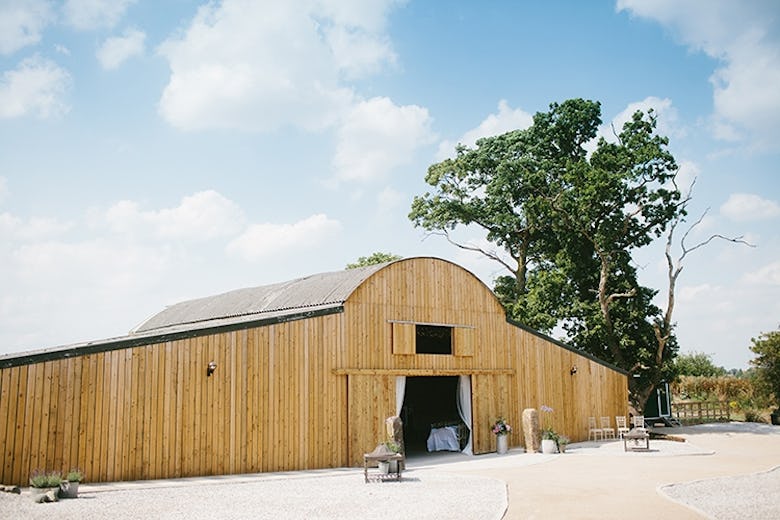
570,365 -> 578,376
207,361 -> 217,377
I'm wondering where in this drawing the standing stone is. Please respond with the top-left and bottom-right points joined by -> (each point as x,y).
522,408 -> 540,453
385,415 -> 405,469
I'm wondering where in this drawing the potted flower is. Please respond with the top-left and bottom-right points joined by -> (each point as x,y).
557,435 -> 570,453
540,405 -> 558,453
60,468 -> 83,499
384,440 -> 402,473
491,417 -> 512,454
29,470 -> 62,502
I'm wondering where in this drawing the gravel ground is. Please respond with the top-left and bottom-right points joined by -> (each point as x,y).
0,470 -> 507,520
659,465 -> 780,520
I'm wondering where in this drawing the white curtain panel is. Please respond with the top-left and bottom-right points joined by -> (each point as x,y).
457,375 -> 474,455
395,375 -> 406,415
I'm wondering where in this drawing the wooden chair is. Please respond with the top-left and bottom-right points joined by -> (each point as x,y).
615,415 -> 630,438
600,416 -> 616,439
588,416 -> 604,441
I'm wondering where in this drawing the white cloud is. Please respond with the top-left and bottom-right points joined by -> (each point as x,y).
0,55 -> 71,119
720,193 -> 780,221
675,160 -> 700,192
437,100 -> 533,160
743,261 -> 780,286
678,282 -> 721,304
63,0 -> 135,30
227,213 -> 342,261
157,0 -> 402,132
617,0 -> 780,148
376,186 -> 404,215
101,190 -> 245,241
0,213 -> 72,240
0,0 -> 54,55
97,28 -> 145,70
333,96 -> 436,182
608,96 -> 683,140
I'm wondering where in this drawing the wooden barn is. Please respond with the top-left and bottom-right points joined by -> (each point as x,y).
0,257 -> 628,486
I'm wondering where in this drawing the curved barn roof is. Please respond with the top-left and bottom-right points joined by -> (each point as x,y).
131,262 -> 391,335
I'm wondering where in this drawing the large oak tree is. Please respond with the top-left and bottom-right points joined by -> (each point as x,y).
410,99 -> 684,410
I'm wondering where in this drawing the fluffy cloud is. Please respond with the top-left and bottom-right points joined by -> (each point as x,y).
158,0 -> 402,132
743,261 -> 780,286
617,0 -> 780,148
0,0 -> 54,55
101,190 -> 245,240
608,96 -> 683,140
720,193 -> 780,222
63,0 -> 135,30
436,100 -> 533,160
97,28 -> 145,70
0,55 -> 71,119
333,96 -> 436,182
227,213 -> 342,261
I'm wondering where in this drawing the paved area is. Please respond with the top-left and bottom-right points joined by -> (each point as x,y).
2,422 -> 778,519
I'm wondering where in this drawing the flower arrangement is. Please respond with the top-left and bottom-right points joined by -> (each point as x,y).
540,404 -> 557,440
65,468 -> 84,482
491,417 -> 512,436
384,440 -> 401,453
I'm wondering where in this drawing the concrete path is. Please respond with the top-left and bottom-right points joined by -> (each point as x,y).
424,422 -> 780,519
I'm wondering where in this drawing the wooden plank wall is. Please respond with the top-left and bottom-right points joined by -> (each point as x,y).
0,313 -> 349,486
341,258 -> 628,460
1,257 -> 628,485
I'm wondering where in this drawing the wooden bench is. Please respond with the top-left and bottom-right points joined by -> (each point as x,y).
623,428 -> 650,451
363,452 -> 404,482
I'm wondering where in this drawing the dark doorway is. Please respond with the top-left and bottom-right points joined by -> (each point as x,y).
400,376 -> 463,453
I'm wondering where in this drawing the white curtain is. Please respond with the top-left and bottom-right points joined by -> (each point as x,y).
456,375 -> 473,455
395,376 -> 406,415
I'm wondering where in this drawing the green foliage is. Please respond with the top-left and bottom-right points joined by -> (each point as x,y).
346,252 -> 402,269
29,470 -> 62,488
66,468 -> 84,482
674,351 -> 727,377
409,98 -> 684,409
749,329 -> 780,409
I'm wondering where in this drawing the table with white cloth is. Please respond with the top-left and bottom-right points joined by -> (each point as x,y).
426,425 -> 461,452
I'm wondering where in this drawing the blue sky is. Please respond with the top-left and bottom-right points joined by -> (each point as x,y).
1,0 -> 778,369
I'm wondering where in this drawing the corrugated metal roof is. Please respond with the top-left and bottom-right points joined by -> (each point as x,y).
132,262 -> 390,334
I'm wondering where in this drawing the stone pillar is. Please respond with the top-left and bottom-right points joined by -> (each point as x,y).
386,415 -> 405,468
522,408 -> 540,453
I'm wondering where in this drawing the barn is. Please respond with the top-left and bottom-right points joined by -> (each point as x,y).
0,257 -> 628,486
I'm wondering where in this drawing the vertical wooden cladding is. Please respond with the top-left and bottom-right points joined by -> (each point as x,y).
0,257 -> 628,485
341,258 -> 628,458
509,329 -> 630,447
0,312 -> 349,486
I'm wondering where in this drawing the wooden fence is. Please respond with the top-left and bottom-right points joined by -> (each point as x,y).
671,401 -> 731,423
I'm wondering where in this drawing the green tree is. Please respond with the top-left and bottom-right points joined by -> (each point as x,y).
410,98 -> 684,409
674,351 -> 727,377
346,252 -> 402,269
749,329 -> 780,410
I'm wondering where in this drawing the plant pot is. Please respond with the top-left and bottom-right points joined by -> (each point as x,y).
388,459 -> 398,473
558,443 -> 567,453
541,439 -> 558,454
771,410 -> 780,426
496,433 -> 508,454
378,461 -> 390,474
60,480 -> 79,499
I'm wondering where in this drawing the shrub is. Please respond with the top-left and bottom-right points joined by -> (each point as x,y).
743,409 -> 766,423
29,470 -> 62,488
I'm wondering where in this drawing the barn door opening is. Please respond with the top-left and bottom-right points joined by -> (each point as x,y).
400,376 -> 471,455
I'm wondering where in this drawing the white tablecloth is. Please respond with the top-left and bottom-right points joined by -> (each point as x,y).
426,425 -> 460,452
